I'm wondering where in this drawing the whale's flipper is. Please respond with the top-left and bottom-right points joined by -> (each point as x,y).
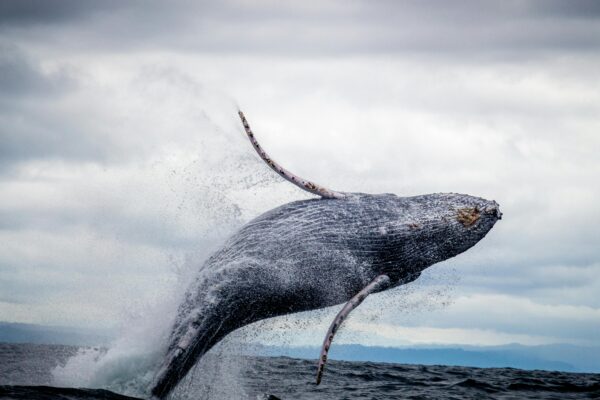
238,111 -> 345,199
315,274 -> 391,385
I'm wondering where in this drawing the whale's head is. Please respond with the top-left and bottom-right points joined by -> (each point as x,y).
350,192 -> 501,283
238,111 -> 501,279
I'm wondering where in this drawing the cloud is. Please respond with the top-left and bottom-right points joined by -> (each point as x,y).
0,0 -> 126,26
400,293 -> 600,344
345,322 -> 564,347
1,1 -> 599,56
0,45 -> 94,168
0,1 -> 598,352
244,290 -> 600,348
0,45 -> 73,96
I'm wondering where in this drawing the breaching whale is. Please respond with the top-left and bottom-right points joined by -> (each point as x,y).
150,112 -> 502,398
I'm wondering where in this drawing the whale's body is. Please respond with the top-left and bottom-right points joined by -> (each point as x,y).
151,192 -> 501,397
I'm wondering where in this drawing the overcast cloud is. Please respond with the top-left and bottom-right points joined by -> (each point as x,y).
0,0 -> 599,352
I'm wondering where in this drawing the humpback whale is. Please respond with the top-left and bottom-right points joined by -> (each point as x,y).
150,112 -> 501,398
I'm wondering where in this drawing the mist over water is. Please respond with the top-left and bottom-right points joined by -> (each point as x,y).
47,84 -> 288,397
42,81 -> 462,399
48,229 -> 459,398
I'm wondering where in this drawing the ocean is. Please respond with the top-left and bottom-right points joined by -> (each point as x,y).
1,342 -> 599,399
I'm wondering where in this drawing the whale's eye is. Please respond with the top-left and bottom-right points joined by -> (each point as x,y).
457,207 -> 480,227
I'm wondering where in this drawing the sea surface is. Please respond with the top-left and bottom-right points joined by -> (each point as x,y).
1,342 -> 599,399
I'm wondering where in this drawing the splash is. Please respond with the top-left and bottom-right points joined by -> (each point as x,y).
50,75 -> 289,398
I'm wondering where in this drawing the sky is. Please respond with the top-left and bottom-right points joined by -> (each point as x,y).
1,0 -> 599,351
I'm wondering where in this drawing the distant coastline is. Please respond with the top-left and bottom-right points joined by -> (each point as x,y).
0,321 -> 114,347
2,321 -> 599,374
252,343 -> 599,374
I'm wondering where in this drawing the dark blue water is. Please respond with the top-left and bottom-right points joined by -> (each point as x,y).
1,343 -> 599,399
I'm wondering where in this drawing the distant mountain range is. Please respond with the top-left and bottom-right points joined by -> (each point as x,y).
1,321 -> 599,373
0,322 -> 113,347
252,343 -> 600,373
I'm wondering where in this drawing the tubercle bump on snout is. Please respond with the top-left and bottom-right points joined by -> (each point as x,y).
484,201 -> 503,220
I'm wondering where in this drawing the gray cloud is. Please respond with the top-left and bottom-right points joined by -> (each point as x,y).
1,1 -> 599,57
0,45 -> 73,96
0,1 -> 598,354
0,0 -> 127,26
0,108 -> 107,168
529,0 -> 600,18
0,45 -> 93,169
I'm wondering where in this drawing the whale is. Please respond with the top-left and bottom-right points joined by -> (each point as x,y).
149,112 -> 502,398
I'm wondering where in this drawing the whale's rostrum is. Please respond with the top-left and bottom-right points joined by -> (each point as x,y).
149,112 -> 501,398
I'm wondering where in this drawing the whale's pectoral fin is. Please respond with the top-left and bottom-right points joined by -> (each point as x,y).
315,274 -> 391,385
238,110 -> 345,199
